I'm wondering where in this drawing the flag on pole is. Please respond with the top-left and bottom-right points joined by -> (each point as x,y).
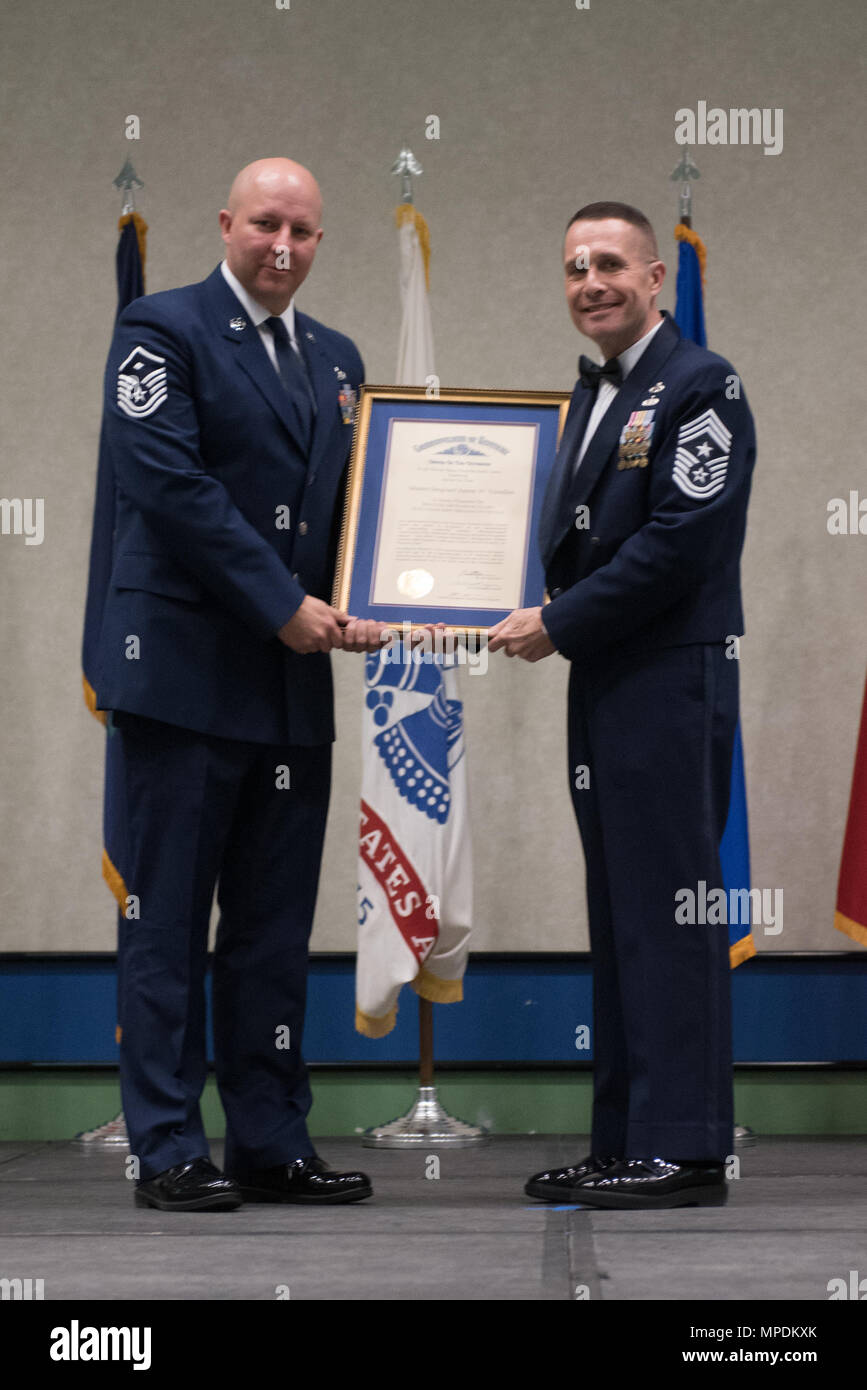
82,210 -> 147,920
355,201 -> 472,1036
674,222 -> 755,967
835,671 -> 867,946
394,204 -> 435,386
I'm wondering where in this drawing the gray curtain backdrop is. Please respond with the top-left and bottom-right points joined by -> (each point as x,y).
1,0 -> 864,952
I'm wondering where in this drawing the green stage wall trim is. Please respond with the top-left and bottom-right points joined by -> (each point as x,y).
0,1069 -> 865,1142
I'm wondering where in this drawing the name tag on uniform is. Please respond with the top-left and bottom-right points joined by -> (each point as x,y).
617,409 -> 656,470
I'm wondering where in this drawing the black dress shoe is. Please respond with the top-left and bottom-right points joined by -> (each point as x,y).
568,1157 -> 727,1210
135,1157 -> 243,1211
231,1155 -> 373,1204
524,1154 -> 619,1201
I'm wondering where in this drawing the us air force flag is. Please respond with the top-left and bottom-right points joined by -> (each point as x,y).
356,648 -> 472,1035
82,212 -> 147,720
81,211 -> 147,916
674,220 -> 754,967
355,196 -> 472,1036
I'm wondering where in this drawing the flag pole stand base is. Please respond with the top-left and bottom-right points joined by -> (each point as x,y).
361,1086 -> 488,1148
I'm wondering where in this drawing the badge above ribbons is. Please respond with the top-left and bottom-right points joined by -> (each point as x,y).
672,407 -> 731,500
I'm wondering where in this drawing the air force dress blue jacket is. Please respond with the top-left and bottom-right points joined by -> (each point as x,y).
538,313 -> 755,662
91,266 -> 364,745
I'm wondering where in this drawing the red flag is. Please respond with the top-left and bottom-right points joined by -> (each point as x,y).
835,672 -> 867,946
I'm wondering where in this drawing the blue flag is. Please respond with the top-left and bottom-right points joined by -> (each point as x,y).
674,226 -> 754,967
82,213 -> 147,915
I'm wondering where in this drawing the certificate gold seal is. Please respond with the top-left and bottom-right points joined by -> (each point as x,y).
397,569 -> 435,600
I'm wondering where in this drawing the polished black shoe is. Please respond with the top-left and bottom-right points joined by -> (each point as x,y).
134,1157 -> 243,1211
567,1157 -> 727,1209
524,1154 -> 619,1201
231,1155 -> 373,1204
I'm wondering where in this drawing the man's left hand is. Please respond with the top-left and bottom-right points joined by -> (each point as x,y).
488,607 -> 556,662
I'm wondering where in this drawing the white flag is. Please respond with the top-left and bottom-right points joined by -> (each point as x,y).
356,647 -> 472,1035
355,203 -> 473,1037
394,204 -> 436,387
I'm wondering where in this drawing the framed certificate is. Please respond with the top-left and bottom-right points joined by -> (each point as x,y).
333,386 -> 570,633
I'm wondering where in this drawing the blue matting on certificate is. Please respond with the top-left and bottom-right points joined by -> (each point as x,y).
346,398 -> 563,626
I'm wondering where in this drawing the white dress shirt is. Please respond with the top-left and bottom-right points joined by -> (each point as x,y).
220,260 -> 299,374
574,316 -> 666,472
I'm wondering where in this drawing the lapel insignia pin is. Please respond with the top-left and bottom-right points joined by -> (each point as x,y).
229,317 -> 246,331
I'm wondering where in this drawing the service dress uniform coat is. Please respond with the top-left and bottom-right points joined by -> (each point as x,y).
538,311 -> 756,1160
90,264 -> 363,1179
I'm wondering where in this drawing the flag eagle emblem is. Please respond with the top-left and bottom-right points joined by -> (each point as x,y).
117,346 -> 167,419
672,408 -> 731,500
372,680 -> 464,826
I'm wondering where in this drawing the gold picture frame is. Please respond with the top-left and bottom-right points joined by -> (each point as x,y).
332,385 -> 570,634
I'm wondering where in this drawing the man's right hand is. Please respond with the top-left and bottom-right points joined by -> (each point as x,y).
277,596 -> 350,653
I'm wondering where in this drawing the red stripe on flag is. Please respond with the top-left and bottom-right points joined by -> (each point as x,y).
837,674 -> 867,936
360,799 -> 437,962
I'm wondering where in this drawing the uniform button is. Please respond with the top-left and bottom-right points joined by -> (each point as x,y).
292,572 -> 299,581
590,536 -> 601,545
298,521 -> 308,535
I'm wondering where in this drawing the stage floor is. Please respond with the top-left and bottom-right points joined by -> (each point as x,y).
0,1136 -> 863,1301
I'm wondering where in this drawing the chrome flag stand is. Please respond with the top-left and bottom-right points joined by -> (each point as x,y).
362,151 -> 483,1148
362,998 -> 488,1147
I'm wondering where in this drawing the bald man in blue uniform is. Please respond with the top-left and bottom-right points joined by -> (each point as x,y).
89,159 -> 384,1210
490,202 -> 755,1209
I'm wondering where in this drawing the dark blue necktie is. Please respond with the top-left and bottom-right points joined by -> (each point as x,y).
265,316 -> 316,443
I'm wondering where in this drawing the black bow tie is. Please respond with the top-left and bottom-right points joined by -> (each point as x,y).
579,354 -> 623,391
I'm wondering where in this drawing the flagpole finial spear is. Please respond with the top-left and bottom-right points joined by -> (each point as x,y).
390,144 -> 423,205
671,147 -> 700,227
113,159 -> 144,216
